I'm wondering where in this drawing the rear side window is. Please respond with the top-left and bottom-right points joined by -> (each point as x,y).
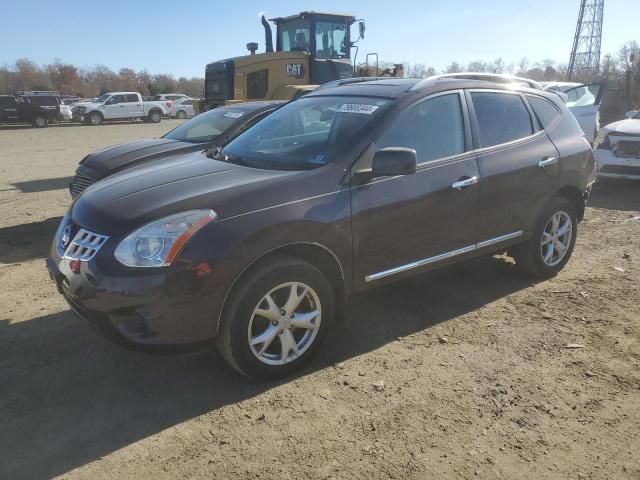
126,94 -> 139,102
527,95 -> 561,129
471,92 -> 533,148
29,96 -> 59,106
376,93 -> 465,163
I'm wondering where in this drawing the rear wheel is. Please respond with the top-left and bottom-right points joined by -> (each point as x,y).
148,110 -> 162,123
217,256 -> 335,380
513,196 -> 577,278
176,110 -> 187,119
32,115 -> 47,128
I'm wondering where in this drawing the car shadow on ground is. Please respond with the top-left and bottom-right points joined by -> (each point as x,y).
10,176 -> 73,194
0,217 -> 62,264
0,256 -> 537,480
588,178 -> 640,212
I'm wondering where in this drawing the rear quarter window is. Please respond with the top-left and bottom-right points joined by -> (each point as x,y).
527,95 -> 561,129
471,92 -> 533,148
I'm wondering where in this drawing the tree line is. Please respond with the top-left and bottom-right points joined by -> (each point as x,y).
1,39 -> 637,109
0,59 -> 205,98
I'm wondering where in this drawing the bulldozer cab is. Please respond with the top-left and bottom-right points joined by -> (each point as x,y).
204,11 -> 396,109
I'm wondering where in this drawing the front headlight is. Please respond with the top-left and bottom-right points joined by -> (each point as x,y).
114,210 -> 216,267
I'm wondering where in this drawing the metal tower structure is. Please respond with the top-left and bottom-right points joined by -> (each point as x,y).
568,0 -> 605,81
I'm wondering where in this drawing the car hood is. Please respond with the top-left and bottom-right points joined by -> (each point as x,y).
81,138 -> 206,174
71,151 -> 296,235
602,119 -> 640,136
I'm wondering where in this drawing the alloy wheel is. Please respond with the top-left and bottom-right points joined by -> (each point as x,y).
248,282 -> 322,366
540,211 -> 573,267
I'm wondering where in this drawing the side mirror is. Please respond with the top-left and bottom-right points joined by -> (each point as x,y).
105,99 -> 113,105
358,21 -> 365,40
372,147 -> 417,178
625,111 -> 638,119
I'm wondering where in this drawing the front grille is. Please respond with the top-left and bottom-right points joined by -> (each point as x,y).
70,174 -> 95,198
600,165 -> 640,176
63,228 -> 109,261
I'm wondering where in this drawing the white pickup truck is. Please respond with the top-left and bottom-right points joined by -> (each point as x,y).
71,92 -> 172,126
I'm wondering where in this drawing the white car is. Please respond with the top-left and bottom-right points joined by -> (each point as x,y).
543,82 -> 603,143
170,98 -> 197,119
594,110 -> 640,179
149,93 -> 191,103
71,92 -> 172,126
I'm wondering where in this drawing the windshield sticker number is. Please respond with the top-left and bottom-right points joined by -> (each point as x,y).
336,104 -> 380,115
224,112 -> 244,119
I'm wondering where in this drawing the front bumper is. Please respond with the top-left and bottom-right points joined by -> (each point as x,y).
46,247 -> 229,351
595,148 -> 640,179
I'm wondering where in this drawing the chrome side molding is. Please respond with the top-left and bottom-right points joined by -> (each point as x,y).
365,230 -> 523,282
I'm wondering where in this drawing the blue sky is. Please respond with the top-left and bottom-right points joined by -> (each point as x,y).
1,0 -> 636,77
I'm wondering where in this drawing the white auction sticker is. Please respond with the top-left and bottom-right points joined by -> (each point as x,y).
224,112 -> 244,118
336,104 -> 380,114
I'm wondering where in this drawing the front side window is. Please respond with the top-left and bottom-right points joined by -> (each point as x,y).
315,21 -> 348,59
109,95 -> 127,104
279,19 -> 311,52
163,108 -> 249,143
0,96 -> 16,108
223,95 -> 389,171
376,94 -> 465,163
527,95 -> 561,129
471,92 -> 533,148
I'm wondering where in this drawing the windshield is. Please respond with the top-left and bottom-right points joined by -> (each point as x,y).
222,95 -> 389,171
163,108 -> 249,143
95,94 -> 111,103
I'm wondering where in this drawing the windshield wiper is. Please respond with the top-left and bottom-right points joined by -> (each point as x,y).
220,152 -> 273,170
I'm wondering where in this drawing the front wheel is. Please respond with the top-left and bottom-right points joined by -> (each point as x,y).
513,196 -> 577,278
32,115 -> 47,128
87,112 -> 103,126
148,110 -> 162,123
217,256 -> 335,380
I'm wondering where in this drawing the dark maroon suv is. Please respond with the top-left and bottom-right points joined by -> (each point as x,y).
48,78 -> 596,379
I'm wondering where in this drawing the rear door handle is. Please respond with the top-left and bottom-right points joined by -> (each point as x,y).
538,157 -> 558,168
451,176 -> 479,190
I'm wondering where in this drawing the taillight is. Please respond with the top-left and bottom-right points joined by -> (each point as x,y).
166,100 -> 172,109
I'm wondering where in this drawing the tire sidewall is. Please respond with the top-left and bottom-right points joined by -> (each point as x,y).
90,113 -> 102,126
222,261 -> 335,380
529,197 -> 578,276
33,115 -> 47,128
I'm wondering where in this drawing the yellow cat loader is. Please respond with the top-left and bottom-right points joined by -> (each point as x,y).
204,11 -> 403,109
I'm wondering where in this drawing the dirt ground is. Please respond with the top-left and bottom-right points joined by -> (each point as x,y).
0,121 -> 638,480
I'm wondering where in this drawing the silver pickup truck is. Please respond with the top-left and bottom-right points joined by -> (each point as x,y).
71,92 -> 172,126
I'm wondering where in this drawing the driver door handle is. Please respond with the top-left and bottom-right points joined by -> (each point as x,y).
538,157 -> 558,168
451,176 -> 478,190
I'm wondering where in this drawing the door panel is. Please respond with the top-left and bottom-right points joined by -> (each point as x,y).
565,83 -> 603,143
351,156 -> 480,288
475,134 -> 560,241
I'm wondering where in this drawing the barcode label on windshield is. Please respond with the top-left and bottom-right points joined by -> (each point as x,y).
224,112 -> 244,118
337,104 -> 380,115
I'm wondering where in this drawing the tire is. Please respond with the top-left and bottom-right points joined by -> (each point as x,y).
88,112 -> 103,126
217,256 -> 335,380
512,196 -> 578,278
32,115 -> 47,128
148,110 -> 162,123
176,110 -> 187,119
